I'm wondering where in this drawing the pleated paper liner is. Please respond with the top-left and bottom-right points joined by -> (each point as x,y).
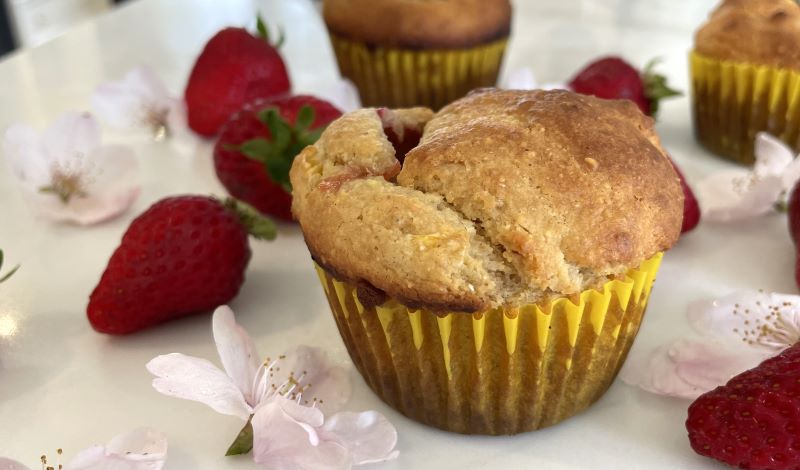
691,51 -> 800,165
314,253 -> 663,435
328,33 -> 508,110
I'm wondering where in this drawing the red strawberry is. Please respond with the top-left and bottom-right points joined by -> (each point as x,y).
569,57 -> 681,116
213,95 -> 341,221
669,158 -> 701,234
377,108 -> 423,164
788,180 -> 800,245
686,343 -> 800,470
87,196 -> 275,334
184,18 -> 291,137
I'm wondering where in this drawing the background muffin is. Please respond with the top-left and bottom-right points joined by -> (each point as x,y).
692,0 -> 800,164
322,0 -> 512,110
291,89 -> 683,434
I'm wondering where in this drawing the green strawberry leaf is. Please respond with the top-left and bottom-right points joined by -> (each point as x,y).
295,105 -> 315,132
239,138 -> 274,163
642,58 -> 682,117
239,105 -> 327,193
225,417 -> 254,456
254,14 -> 285,49
224,198 -> 278,240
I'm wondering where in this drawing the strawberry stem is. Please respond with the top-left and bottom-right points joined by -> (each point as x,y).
224,198 -> 278,240
255,14 -> 285,48
238,105 -> 324,193
0,249 -> 20,283
642,58 -> 682,117
225,416 -> 254,456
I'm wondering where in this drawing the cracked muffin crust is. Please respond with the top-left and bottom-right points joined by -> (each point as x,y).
695,0 -> 800,69
291,89 -> 683,313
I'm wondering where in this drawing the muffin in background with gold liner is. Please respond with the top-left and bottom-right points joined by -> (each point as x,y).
290,89 -> 683,435
322,0 -> 511,110
692,0 -> 800,164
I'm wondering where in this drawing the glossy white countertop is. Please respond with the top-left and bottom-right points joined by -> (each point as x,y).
0,0 -> 776,468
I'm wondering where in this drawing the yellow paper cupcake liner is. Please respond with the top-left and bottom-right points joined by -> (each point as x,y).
313,253 -> 663,435
691,51 -> 800,165
329,34 -> 508,110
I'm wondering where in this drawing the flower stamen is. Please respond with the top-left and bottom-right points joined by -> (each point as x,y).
39,160 -> 89,204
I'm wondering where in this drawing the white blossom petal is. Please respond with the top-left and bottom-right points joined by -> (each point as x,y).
252,397 -> 349,470
42,112 -> 101,162
3,124 -> 49,184
65,428 -> 167,470
697,132 -> 800,221
212,306 -> 261,407
620,339 -> 763,399
92,66 -> 175,134
754,132 -> 795,178
279,346 -> 351,414
0,458 -> 31,470
320,411 -> 399,465
696,169 -> 783,221
3,113 -> 139,225
687,291 -> 800,353
146,353 -> 252,420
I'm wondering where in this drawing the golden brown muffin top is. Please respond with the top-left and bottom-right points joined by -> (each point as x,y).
322,0 -> 512,48
291,89 -> 683,313
695,0 -> 800,69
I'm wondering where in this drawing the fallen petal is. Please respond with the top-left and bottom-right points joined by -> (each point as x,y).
754,132 -> 795,178
320,411 -> 399,465
0,458 -> 31,470
281,346 -> 351,414
65,427 -> 167,470
42,112 -> 101,164
696,169 -> 782,222
212,306 -> 261,407
252,397 -> 349,470
687,291 -> 800,352
146,353 -> 252,420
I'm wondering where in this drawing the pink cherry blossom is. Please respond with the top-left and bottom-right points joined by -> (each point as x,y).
92,66 -> 185,141
3,112 -> 139,225
146,306 -> 398,469
696,133 -> 800,221
0,428 -> 167,470
621,290 -> 800,399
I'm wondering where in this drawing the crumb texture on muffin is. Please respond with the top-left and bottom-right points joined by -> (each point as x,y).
291,89 -> 683,312
695,0 -> 800,69
322,0 -> 512,48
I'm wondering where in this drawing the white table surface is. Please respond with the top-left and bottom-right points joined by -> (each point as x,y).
0,0 -> 785,468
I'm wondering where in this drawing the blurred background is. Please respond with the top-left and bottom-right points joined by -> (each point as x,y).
0,0 -> 130,54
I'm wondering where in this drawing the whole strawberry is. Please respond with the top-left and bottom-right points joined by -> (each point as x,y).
670,158 -> 701,234
214,95 -> 341,221
788,180 -> 800,245
686,343 -> 800,469
185,18 -> 291,137
87,196 -> 275,334
569,57 -> 681,116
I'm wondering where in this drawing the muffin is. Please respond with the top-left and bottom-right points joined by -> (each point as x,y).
322,0 -> 511,110
692,0 -> 800,164
291,89 -> 683,435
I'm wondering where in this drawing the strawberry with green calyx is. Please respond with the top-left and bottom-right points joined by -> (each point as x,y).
87,195 -> 276,335
214,95 -> 342,221
184,15 -> 291,137
0,250 -> 19,283
569,56 -> 681,117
